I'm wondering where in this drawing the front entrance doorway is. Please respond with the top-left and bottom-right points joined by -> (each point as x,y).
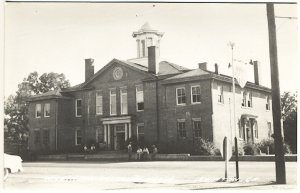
116,133 -> 125,150
114,124 -> 126,150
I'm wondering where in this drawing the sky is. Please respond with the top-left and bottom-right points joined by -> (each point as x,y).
4,2 -> 298,97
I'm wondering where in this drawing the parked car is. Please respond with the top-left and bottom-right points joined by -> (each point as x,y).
4,153 -> 23,180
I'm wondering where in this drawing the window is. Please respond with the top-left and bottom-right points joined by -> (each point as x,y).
44,103 -> 50,117
35,104 -> 41,118
268,122 -> 272,138
239,119 -> 245,140
241,91 -> 253,108
266,96 -> 271,110
241,91 -> 247,107
136,85 -> 144,111
75,99 -> 82,117
253,120 -> 258,139
110,88 -> 117,115
147,37 -> 153,46
96,91 -> 103,115
75,129 -> 82,145
34,130 -> 40,144
247,92 -> 253,108
43,129 -> 50,147
141,40 -> 145,57
120,87 -> 128,115
176,88 -> 186,105
177,120 -> 186,138
137,124 -> 145,143
191,86 -> 201,104
193,119 -> 202,138
217,85 -> 224,103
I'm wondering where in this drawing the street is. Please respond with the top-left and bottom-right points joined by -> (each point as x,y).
4,161 -> 297,192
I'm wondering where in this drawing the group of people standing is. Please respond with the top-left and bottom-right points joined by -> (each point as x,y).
127,142 -> 158,161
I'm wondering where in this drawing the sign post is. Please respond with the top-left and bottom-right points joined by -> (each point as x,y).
223,137 -> 228,180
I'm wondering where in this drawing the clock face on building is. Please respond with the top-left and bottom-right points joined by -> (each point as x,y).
113,67 -> 123,80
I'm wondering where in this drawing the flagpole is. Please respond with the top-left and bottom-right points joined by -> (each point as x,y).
228,42 -> 239,181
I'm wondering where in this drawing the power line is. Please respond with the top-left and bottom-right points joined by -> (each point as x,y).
275,16 -> 297,19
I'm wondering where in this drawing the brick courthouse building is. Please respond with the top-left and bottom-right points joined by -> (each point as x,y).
28,23 -> 274,153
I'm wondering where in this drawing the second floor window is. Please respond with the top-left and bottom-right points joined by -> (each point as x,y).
242,91 -> 247,107
110,89 -> 117,115
96,91 -> 103,115
44,103 -> 50,117
35,104 -> 41,118
217,85 -> 224,103
191,86 -> 201,104
176,87 -> 186,105
247,92 -> 253,108
75,99 -> 82,117
266,96 -> 271,110
136,85 -> 144,111
120,88 -> 128,115
242,91 -> 253,108
177,120 -> 186,138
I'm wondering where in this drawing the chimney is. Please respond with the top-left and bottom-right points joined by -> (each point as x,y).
214,63 -> 219,74
253,60 -> 260,85
198,62 -> 207,71
148,46 -> 159,74
85,58 -> 94,81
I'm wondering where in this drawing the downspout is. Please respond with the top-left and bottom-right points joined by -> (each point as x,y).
155,76 -> 160,144
210,79 -> 214,142
55,99 -> 58,151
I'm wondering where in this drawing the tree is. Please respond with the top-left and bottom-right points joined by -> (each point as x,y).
281,92 -> 297,153
4,72 -> 70,154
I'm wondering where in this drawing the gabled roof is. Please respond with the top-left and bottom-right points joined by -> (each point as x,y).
163,68 -> 209,80
158,61 -> 190,75
63,58 -> 155,92
161,67 -> 271,93
28,89 -> 72,101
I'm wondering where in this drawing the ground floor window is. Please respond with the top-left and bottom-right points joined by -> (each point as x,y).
96,126 -> 104,143
193,118 -> 202,138
253,120 -> 258,139
34,130 -> 40,145
43,129 -> 50,147
137,124 -> 145,144
267,122 -> 272,138
177,120 -> 186,138
75,129 -> 82,145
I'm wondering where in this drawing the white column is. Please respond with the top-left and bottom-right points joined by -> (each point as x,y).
125,123 -> 128,141
104,124 -> 107,143
114,126 -> 117,150
129,123 -> 132,139
108,124 -> 111,147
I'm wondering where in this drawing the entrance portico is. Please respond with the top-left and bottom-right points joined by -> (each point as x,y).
240,114 -> 258,143
101,116 -> 132,150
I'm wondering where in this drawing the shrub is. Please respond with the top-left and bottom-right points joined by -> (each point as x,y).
243,142 -> 260,155
194,137 -> 221,156
232,141 -> 244,156
257,138 -> 292,155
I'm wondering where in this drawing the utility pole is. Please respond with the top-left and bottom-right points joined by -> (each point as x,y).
266,3 -> 286,184
0,0 -> 4,190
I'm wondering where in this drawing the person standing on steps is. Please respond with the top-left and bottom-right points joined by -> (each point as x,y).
127,142 -> 133,161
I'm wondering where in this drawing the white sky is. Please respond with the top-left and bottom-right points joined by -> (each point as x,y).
4,2 -> 298,97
